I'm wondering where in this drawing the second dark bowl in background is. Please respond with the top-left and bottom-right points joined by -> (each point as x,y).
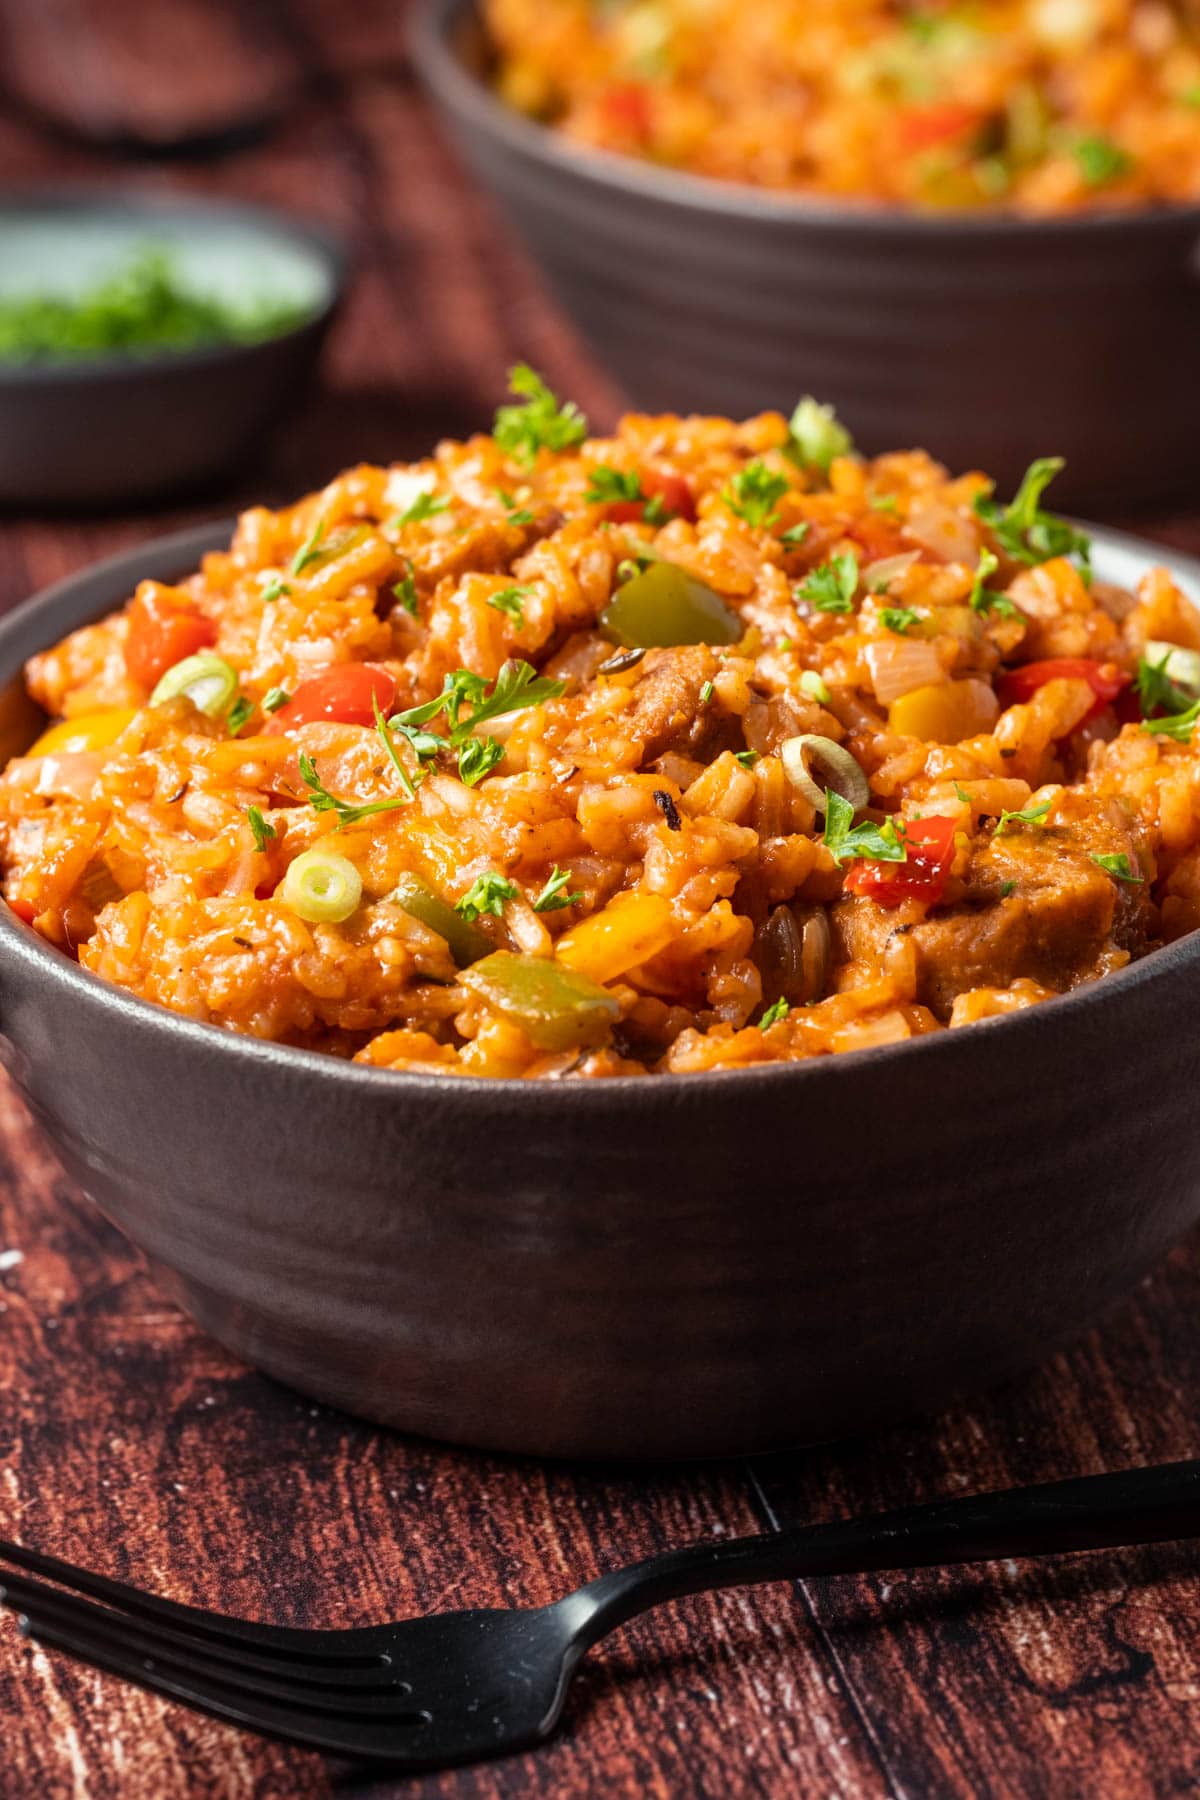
412,0 -> 1200,511
0,190 -> 346,510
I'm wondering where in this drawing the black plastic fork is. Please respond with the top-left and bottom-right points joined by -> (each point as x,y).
3,1459 -> 1199,1772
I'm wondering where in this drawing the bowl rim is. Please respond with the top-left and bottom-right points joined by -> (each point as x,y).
411,0 -> 1200,240
0,185 -> 349,387
2,516 -> 1200,1105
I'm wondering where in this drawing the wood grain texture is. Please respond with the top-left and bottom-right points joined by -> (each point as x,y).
0,1 -> 1199,1792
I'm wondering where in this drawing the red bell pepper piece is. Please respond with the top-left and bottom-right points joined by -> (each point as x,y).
896,102 -> 986,155
264,664 -> 398,735
598,83 -> 653,145
997,657 -> 1129,722
605,467 -> 697,526
844,814 -> 958,908
124,590 -> 217,691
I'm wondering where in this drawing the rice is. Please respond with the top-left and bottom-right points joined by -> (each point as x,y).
484,0 -> 1200,212
1,372 -> 1198,1080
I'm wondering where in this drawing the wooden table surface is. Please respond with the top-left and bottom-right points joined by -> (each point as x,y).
2,3 -> 1200,1795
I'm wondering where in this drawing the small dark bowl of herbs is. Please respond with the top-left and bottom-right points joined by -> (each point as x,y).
0,190 -> 346,509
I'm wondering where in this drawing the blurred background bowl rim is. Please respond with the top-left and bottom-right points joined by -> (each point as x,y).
0,185 -> 349,387
412,0 -> 1200,239
1,518 -> 1200,1104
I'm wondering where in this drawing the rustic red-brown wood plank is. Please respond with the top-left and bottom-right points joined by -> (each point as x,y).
1,1 -> 1200,1794
754,1243 -> 1200,1800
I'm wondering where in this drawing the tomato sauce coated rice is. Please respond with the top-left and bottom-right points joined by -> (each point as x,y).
4,374 -> 1200,1080
485,0 -> 1200,212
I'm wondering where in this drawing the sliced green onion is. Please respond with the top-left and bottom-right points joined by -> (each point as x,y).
151,652 -> 238,718
781,734 -> 869,814
1145,640 -> 1200,696
799,670 -> 832,705
787,397 -> 854,475
280,849 -> 362,923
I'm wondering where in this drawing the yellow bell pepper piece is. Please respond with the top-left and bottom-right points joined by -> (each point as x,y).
28,708 -> 137,757
888,680 -> 999,745
555,892 -> 675,984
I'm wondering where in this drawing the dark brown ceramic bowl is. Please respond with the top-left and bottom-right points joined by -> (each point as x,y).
0,191 -> 346,509
411,0 -> 1200,512
2,522 -> 1200,1460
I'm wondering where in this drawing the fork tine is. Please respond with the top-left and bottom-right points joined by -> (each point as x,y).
0,1573 -> 409,1705
12,1608 -> 432,1766
0,1538 -> 381,1665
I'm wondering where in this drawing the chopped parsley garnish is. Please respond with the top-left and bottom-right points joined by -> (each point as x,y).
1073,134 -> 1133,189
995,797 -> 1053,835
823,789 -> 906,865
487,585 -> 532,626
869,492 -> 899,515
787,397 -> 854,475
1141,697 -> 1200,743
261,575 -> 291,604
455,871 -> 518,922
496,487 -> 536,526
289,521 -> 326,576
759,997 -> 789,1028
795,551 -> 859,615
973,457 -> 1091,577
723,461 -> 790,529
390,491 -> 449,529
391,660 -> 565,738
246,806 -> 275,852
298,752 -> 409,826
393,563 -> 419,617
999,879 -> 1017,898
585,466 -> 643,505
1091,852 -> 1142,883
372,694 -> 417,801
458,736 -> 505,786
532,866 -> 583,912
493,363 -> 587,466
262,686 -> 290,714
1134,651 -> 1193,720
880,607 -> 921,635
386,659 -> 567,789
799,669 -> 831,704
779,522 -> 811,547
227,695 -> 254,737
734,749 -> 759,769
699,679 -> 715,704
968,545 -> 1013,616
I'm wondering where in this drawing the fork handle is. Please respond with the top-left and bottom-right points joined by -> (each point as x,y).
569,1459 -> 1200,1642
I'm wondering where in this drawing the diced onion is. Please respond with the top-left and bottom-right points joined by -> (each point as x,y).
1146,640 -> 1200,695
34,751 -> 104,800
905,502 -> 980,568
1031,0 -> 1097,46
863,550 -> 920,593
151,651 -> 238,718
864,636 -> 944,706
780,734 -> 869,813
280,849 -> 362,923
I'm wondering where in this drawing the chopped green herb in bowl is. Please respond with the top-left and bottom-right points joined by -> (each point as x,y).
0,248 -> 313,366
